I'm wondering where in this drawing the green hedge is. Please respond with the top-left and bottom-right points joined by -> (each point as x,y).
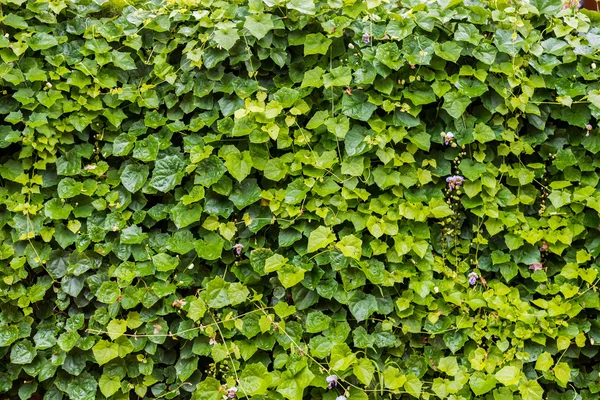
2,0 -> 600,399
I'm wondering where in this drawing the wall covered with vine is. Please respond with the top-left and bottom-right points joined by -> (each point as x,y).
2,0 -> 600,399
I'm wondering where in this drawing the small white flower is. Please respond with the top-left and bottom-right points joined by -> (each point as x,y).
188,263 -> 194,269
348,43 -> 355,49
593,63 -> 597,69
209,338 -> 217,345
446,132 -> 454,139
434,286 -> 439,293
112,226 -> 119,232
336,396 -> 347,400
84,164 -> 97,170
4,33 -> 8,38
45,82 -> 52,88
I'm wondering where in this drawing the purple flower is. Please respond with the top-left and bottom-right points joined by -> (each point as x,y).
336,397 -> 347,400
233,243 -> 244,256
468,272 -> 478,286
362,33 -> 370,44
442,131 -> 454,145
227,387 -> 237,398
529,263 -> 543,271
586,124 -> 593,131
326,375 -> 338,390
446,175 -> 464,191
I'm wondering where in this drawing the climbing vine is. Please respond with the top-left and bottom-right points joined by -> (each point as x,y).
2,0 -> 600,399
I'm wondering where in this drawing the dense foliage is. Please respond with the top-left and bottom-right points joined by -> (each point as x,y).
2,0 -> 600,399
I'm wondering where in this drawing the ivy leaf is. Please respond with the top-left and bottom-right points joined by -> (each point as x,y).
404,374 -> 423,398
239,363 -> 271,396
535,352 -> 554,371
473,123 -> 496,143
495,366 -> 520,386
519,379 -> 544,400
194,377 -> 223,400
348,292 -> 378,322
469,372 -> 497,396
342,92 -> 377,122
375,43 -> 403,69
27,32 -> 58,50
337,235 -> 362,260
99,375 -> 121,397
213,22 -> 239,50
553,362 -> 571,386
277,362 -> 315,400
150,151 -> 185,192
195,233 -> 225,260
120,164 -> 149,193
353,358 -> 375,385
244,14 -> 274,40
434,42 -> 463,62
10,340 -> 36,364
443,91 -> 471,118
152,253 -> 179,272
106,319 -> 127,340
307,226 -> 336,253
304,33 -> 332,55
287,0 -> 315,15
187,298 -> 207,321
92,340 -> 119,366
305,311 -> 331,333
277,265 -> 306,288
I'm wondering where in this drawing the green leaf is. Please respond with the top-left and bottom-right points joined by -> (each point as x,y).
535,352 -> 554,371
120,164 -> 149,193
277,264 -> 306,288
305,311 -> 331,333
193,377 -> 223,400
443,91 -> 471,118
337,234 -> 362,260
342,92 -> 377,122
473,123 -> 496,143
264,158 -> 289,181
519,379 -> 544,400
152,253 -> 179,271
330,343 -> 357,371
264,254 -> 288,273
404,374 -> 423,398
304,33 -> 332,55
57,178 -> 83,199
44,198 -> 73,220
27,32 -> 58,50
239,363 -> 271,396
375,43 -> 403,69
277,361 -> 315,400
553,362 -> 571,386
438,357 -> 459,376
187,298 -> 207,321
10,340 -> 36,364
353,358 -> 375,385
434,41 -> 463,62
195,233 -> 225,260
106,319 -> 127,340
213,21 -> 239,50
287,0 -> 315,15
307,226 -> 336,253
469,372 -> 497,396
99,374 -> 121,397
495,366 -> 520,386
92,340 -> 119,366
244,14 -> 274,40
150,151 -> 185,192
